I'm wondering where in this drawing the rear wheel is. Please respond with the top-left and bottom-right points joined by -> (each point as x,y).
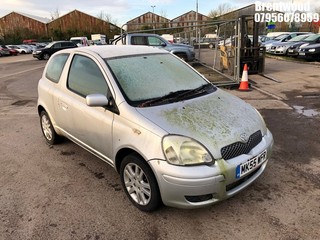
40,111 -> 60,145
120,154 -> 161,212
43,53 -> 50,60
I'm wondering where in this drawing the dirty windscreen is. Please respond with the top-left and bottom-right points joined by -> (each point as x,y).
106,53 -> 212,103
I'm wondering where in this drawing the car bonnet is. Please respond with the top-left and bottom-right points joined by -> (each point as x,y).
135,89 -> 266,159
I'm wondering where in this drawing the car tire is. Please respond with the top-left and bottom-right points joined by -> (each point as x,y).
43,53 -> 50,60
120,153 -> 161,212
40,111 -> 60,145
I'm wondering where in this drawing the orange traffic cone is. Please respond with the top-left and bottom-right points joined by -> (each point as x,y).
239,64 -> 250,91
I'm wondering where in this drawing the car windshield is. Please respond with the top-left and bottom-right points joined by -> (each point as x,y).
106,53 -> 216,106
303,34 -> 320,42
288,35 -> 310,42
274,34 -> 289,41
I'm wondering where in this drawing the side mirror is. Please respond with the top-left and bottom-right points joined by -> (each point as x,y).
161,42 -> 167,47
86,94 -> 109,107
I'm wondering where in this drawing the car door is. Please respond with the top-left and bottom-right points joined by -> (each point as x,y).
56,54 -> 114,162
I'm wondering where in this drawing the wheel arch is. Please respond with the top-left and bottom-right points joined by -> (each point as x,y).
37,105 -> 61,135
37,105 -> 46,116
115,148 -> 144,173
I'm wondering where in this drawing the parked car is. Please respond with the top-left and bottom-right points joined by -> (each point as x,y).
194,38 -> 217,49
269,34 -> 314,55
17,45 -> 33,54
262,32 -> 311,53
112,33 -> 195,62
70,36 -> 89,47
218,36 -> 237,46
287,33 -> 320,57
0,46 -> 10,56
33,41 -> 77,60
37,45 -> 273,211
298,43 -> 320,60
0,45 -> 13,56
7,45 -> 31,54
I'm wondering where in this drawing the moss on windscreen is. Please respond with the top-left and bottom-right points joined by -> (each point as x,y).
107,54 -> 206,102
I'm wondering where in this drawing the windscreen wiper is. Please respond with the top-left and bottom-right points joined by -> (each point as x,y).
139,83 -> 214,107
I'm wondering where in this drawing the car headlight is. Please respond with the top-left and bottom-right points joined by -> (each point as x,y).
162,135 -> 214,166
254,108 -> 267,136
308,49 -> 316,52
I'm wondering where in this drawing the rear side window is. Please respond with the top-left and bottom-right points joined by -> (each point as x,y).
131,36 -> 147,45
45,54 -> 69,83
67,55 -> 108,97
53,43 -> 61,48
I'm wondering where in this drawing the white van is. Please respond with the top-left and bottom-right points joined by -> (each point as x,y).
70,37 -> 89,47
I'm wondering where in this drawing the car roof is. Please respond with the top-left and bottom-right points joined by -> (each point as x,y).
52,41 -> 73,43
58,45 -> 168,59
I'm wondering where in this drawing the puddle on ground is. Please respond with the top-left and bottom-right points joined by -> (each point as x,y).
293,106 -> 319,117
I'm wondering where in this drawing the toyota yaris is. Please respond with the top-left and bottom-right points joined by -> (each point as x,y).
37,45 -> 273,211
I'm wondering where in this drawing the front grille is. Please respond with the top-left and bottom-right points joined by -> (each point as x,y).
221,130 -> 262,160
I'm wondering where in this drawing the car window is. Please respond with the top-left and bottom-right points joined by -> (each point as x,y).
131,36 -> 147,45
53,43 -> 61,48
67,55 -> 108,97
45,54 -> 69,83
147,37 -> 164,46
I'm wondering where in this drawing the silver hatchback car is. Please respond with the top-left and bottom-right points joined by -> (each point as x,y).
37,45 -> 273,211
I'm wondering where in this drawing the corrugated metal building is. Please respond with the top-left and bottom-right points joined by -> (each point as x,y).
0,10 -> 121,43
126,12 -> 170,32
170,10 -> 212,32
47,10 -> 120,41
0,12 -> 49,41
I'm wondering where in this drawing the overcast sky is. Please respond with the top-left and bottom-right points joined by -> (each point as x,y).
1,0 -> 319,26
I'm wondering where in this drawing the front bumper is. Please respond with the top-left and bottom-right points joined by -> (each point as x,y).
298,51 -> 320,59
33,52 -> 42,59
273,47 -> 288,55
287,49 -> 298,56
149,129 -> 274,209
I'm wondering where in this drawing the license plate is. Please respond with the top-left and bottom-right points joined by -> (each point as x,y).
288,49 -> 294,53
236,150 -> 267,179
299,52 -> 305,55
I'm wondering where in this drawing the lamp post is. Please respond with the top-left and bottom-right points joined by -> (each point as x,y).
151,5 -> 156,32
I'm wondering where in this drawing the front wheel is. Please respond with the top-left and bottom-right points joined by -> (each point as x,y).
40,111 -> 59,145
120,154 -> 161,212
175,53 -> 187,61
